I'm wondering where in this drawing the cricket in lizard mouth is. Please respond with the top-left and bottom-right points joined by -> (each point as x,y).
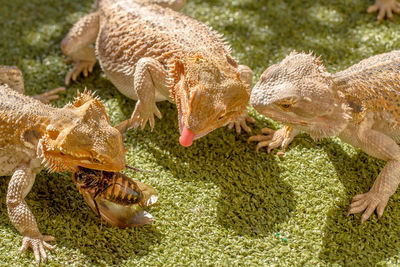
72,166 -> 158,228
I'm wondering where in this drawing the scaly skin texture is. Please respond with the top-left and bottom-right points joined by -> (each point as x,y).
0,66 -> 126,265
249,50 -> 400,223
61,0 -> 254,146
367,0 -> 400,22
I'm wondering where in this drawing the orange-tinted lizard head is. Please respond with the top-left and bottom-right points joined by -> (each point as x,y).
168,55 -> 250,147
38,90 -> 125,172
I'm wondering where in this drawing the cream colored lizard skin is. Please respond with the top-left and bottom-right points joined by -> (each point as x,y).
249,50 -> 400,223
61,0 -> 254,147
0,66 -> 126,265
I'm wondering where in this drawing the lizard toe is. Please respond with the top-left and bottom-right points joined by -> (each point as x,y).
43,235 -> 56,243
361,202 -> 377,223
19,235 -> 54,266
235,122 -> 241,135
246,116 -> 256,123
351,192 -> 368,202
247,134 -> 272,144
33,87 -> 65,103
229,112 -> 254,135
376,199 -> 388,219
367,4 -> 379,13
347,191 -> 390,222
347,198 -> 369,216
239,120 -> 252,133
255,140 -> 272,152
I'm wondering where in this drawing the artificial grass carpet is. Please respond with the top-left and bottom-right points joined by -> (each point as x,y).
1,0 -> 400,265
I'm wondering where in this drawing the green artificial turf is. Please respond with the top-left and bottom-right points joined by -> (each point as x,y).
1,0 -> 400,266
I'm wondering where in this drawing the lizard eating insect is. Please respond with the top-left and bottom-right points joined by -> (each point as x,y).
73,166 -> 158,228
0,66 -> 126,265
249,50 -> 400,223
61,0 -> 254,147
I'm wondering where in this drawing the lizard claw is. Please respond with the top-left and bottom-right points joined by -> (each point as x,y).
248,126 -> 292,154
33,87 -> 66,103
367,0 -> 400,22
65,60 -> 96,85
115,100 -> 162,134
227,111 -> 255,134
347,191 -> 389,223
20,235 -> 55,266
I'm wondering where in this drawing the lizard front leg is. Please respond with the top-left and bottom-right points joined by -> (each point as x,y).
347,160 -> 400,223
115,58 -> 169,134
61,12 -> 99,85
248,126 -> 299,155
342,123 -> 400,222
227,65 -> 256,134
7,164 -> 55,265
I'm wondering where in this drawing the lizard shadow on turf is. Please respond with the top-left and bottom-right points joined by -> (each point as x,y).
3,0 -> 398,264
0,171 -> 162,265
75,0 -> 400,262
0,2 -> 164,264
318,141 -> 400,266
105,0 -> 389,239
119,99 -> 296,238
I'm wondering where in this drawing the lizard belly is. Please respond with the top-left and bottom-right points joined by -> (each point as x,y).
102,68 -> 168,102
372,114 -> 400,143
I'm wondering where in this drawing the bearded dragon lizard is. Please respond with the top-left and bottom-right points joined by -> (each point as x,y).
61,0 -> 254,147
0,66 -> 126,265
249,50 -> 400,223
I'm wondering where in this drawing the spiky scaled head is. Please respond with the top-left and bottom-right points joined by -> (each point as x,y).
168,55 -> 249,145
250,51 -> 350,139
38,90 -> 126,172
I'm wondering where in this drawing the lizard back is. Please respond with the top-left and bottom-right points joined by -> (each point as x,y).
0,85 -> 53,147
333,50 -> 400,124
97,0 -> 235,76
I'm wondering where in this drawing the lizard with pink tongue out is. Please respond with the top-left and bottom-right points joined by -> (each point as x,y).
61,0 -> 254,146
180,128 -> 195,147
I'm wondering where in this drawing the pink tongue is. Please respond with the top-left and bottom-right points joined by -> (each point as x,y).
179,128 -> 195,147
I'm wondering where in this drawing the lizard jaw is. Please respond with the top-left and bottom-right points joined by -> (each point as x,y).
37,139 -> 125,173
177,102 -> 213,146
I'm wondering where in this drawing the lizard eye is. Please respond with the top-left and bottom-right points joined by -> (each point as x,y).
93,158 -> 101,163
278,101 -> 294,111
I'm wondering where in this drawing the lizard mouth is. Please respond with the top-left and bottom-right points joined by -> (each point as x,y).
38,140 -> 125,173
255,106 -> 310,127
256,105 -> 345,139
177,102 -> 213,146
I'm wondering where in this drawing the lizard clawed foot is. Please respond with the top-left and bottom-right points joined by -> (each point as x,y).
20,235 -> 55,266
367,0 -> 400,22
65,60 -> 96,85
346,191 -> 389,223
115,100 -> 162,134
227,112 -> 256,134
248,127 -> 287,154
33,87 -> 66,103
